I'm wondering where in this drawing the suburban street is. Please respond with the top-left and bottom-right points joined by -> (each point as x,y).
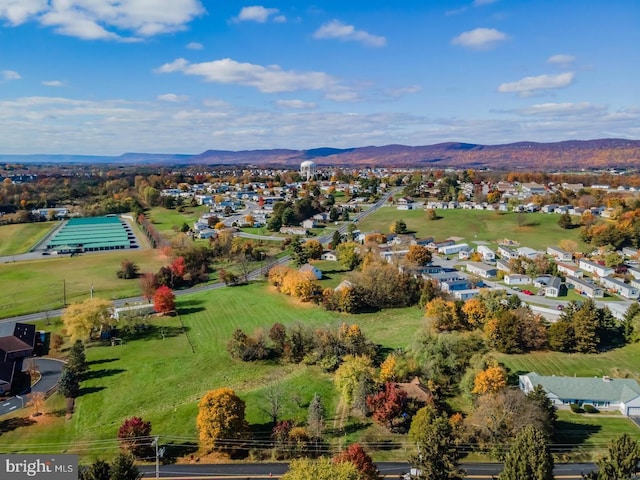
136,461 -> 597,479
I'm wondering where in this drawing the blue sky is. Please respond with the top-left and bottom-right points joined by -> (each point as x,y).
0,0 -> 638,155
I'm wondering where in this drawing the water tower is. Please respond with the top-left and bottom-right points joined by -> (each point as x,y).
300,160 -> 317,181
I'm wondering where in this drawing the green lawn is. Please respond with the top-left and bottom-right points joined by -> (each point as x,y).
356,208 -> 589,251
497,342 -> 640,379
0,222 -> 55,256
147,206 -> 209,240
0,249 -> 168,318
0,282 -> 425,458
554,410 -> 640,454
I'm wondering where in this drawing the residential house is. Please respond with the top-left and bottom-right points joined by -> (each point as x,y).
496,258 -> 511,273
0,323 -> 36,395
465,262 -> 497,279
547,246 -> 573,262
301,219 -> 317,229
517,247 -> 541,259
320,251 -> 337,261
428,271 -> 468,286
521,182 -> 546,195
543,276 -> 564,297
505,274 -> 531,286
519,372 -> 640,416
279,226 -> 307,235
477,245 -> 495,261
599,277 -> 639,299
556,262 -> 584,278
566,277 -> 604,298
438,243 -> 470,255
578,259 -> 615,278
440,279 -> 473,294
622,247 -> 639,258
334,279 -> 354,291
300,263 -> 322,280
498,245 -> 518,260
428,239 -> 455,251
453,289 -> 481,301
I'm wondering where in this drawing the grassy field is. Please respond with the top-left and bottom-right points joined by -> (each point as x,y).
0,222 -> 55,256
497,343 -> 640,379
147,206 -> 209,240
0,249 -> 168,318
356,207 -> 589,251
0,282 -> 425,459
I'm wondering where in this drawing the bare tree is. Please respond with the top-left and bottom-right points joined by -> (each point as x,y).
261,383 -> 285,425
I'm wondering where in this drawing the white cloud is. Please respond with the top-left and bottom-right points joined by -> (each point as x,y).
275,99 -> 316,109
0,95 -> 638,155
0,0 -> 205,40
547,54 -> 576,66
234,6 -> 284,23
510,102 -> 607,116
2,70 -> 21,81
186,42 -> 203,50
313,20 -> 386,47
155,57 -> 338,94
451,27 -> 508,50
158,93 -> 189,102
498,72 -> 575,96
42,80 -> 64,87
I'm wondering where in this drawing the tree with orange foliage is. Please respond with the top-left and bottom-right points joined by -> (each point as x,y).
379,353 -> 397,383
153,285 -> 175,314
472,366 -> 507,395
406,245 -> 432,266
333,443 -> 382,480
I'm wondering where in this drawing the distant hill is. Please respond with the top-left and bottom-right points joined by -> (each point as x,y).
3,139 -> 640,170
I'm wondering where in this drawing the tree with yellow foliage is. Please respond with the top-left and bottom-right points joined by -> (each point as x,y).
196,388 -> 248,452
462,298 -> 488,327
379,353 -> 397,383
61,297 -> 114,343
472,366 -> 507,395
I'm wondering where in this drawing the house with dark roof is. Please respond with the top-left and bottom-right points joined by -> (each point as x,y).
0,323 -> 36,395
519,372 -> 640,415
299,263 -> 322,280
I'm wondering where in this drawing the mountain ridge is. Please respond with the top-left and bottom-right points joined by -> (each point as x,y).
1,138 -> 639,170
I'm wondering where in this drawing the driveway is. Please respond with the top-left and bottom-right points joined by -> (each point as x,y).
0,358 -> 65,416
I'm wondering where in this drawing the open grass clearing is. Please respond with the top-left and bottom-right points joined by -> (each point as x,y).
0,222 -> 55,256
147,206 -> 209,241
0,249 -> 168,318
497,342 -> 640,379
0,281 -> 425,459
356,207 -> 589,251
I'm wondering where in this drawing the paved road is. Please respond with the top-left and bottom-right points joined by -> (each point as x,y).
136,461 -> 597,479
0,358 -> 65,416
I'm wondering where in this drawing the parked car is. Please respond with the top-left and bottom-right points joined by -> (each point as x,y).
557,304 -> 564,310
523,289 -> 534,295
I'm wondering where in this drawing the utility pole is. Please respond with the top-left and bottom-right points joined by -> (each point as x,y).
90,284 -> 94,299
63,279 -> 66,306
153,436 -> 159,480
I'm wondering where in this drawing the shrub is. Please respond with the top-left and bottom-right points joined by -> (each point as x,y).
583,404 -> 599,414
570,403 -> 584,414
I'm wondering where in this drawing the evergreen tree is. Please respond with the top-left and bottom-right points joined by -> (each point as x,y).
332,230 -> 342,249
558,212 -> 573,229
66,340 -> 87,378
290,237 -> 308,267
58,367 -> 80,399
110,453 -> 141,480
583,433 -> 640,480
408,405 -> 464,480
79,460 -> 110,480
498,425 -> 554,480
527,385 -> 557,437
307,393 -> 325,440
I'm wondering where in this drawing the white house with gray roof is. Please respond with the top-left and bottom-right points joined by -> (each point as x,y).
578,259 -> 615,278
599,276 -> 639,299
519,372 -> 640,416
